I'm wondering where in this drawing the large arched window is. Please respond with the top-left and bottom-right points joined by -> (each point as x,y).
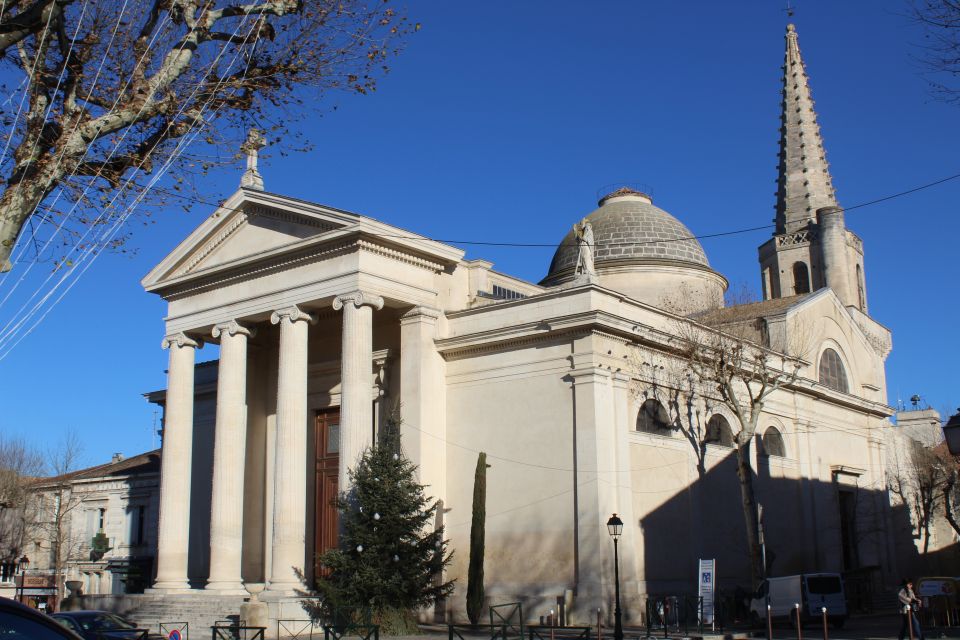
793,262 -> 811,294
819,348 -> 849,393
636,399 -> 672,435
704,414 -> 734,447
762,427 -> 786,458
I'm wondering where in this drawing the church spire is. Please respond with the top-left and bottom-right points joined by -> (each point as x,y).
775,23 -> 838,234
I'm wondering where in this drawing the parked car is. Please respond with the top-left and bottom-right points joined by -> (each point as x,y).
749,573 -> 847,628
49,611 -> 160,640
0,597 -> 83,639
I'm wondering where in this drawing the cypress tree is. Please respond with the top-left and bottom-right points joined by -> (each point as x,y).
466,452 -> 489,624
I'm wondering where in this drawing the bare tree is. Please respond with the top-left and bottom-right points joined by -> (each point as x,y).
887,439 -> 949,553
0,0 -> 414,271
0,435 -> 44,564
30,430 -> 84,610
910,1 -> 960,103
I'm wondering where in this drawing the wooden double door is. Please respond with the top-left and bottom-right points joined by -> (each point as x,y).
314,409 -> 340,575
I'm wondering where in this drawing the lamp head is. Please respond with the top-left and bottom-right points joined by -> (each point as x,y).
606,513 -> 624,539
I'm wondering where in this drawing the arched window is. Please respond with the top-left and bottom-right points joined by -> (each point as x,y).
792,262 -> 811,294
856,264 -> 866,311
636,399 -> 672,435
762,427 -> 786,457
704,414 -> 734,447
819,348 -> 849,393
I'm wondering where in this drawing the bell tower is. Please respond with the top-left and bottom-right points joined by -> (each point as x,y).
758,24 -> 868,313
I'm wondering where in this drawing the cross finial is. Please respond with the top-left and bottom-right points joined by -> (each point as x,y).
240,129 -> 266,191
785,0 -> 794,18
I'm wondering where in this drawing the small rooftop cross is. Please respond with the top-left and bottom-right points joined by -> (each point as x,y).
240,128 -> 266,191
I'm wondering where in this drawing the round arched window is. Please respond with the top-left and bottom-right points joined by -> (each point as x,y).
762,427 -> 786,458
818,348 -> 849,393
705,414 -> 734,447
636,399 -> 672,435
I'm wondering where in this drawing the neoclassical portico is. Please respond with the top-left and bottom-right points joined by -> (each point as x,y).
143,184 -> 464,595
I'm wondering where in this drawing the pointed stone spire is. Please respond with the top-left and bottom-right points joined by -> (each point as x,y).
775,23 -> 839,234
240,129 -> 266,191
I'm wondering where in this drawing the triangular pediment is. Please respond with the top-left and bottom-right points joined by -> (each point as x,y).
177,206 -> 341,276
143,190 -> 357,288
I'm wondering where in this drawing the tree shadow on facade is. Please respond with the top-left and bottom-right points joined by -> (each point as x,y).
638,445 -> 957,613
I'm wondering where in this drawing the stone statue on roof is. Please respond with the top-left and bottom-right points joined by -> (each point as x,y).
574,217 -> 597,282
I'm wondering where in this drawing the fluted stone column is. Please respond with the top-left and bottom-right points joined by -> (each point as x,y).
333,291 -> 383,492
266,306 -> 316,594
153,332 -> 202,592
206,321 -> 255,593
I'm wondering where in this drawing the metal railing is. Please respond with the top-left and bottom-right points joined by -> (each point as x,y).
449,623 -> 517,640
160,621 -> 188,640
322,624 -> 379,640
278,619 -> 316,639
527,625 -> 591,640
490,602 -> 524,640
210,622 -> 266,640
645,594 -> 707,637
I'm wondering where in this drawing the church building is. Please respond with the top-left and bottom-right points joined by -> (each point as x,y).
142,24 -> 896,626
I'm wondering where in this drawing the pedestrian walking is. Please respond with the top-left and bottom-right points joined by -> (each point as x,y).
898,579 -> 924,640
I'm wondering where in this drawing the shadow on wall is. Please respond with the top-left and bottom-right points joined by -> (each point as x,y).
639,446 -> 960,611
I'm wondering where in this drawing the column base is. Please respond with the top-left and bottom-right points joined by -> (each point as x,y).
262,582 -> 300,598
146,582 -> 193,594
204,581 -> 249,595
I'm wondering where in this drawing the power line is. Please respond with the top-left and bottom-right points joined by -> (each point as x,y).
118,168 -> 960,251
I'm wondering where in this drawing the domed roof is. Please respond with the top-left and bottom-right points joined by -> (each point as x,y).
543,188 -> 711,283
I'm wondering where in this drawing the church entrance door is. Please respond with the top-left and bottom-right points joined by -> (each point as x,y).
314,409 -> 340,576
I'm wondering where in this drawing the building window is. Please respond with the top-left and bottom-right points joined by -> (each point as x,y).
704,414 -> 734,447
98,508 -> 106,532
636,399 -> 672,435
762,427 -> 786,457
792,262 -> 811,294
818,348 -> 849,393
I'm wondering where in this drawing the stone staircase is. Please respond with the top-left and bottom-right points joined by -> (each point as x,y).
124,594 -> 247,637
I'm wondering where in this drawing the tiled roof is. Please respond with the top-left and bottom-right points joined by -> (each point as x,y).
33,449 -> 160,487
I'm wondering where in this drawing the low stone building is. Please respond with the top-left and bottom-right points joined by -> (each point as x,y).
23,450 -> 161,606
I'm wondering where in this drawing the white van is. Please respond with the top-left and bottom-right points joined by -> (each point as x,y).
749,573 -> 847,628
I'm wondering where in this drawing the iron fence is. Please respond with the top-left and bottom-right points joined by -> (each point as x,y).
490,602 -> 524,640
321,624 -> 379,640
645,594 -> 707,637
527,625 -> 591,640
278,619 -> 316,639
160,621 -> 189,640
210,622 -> 266,640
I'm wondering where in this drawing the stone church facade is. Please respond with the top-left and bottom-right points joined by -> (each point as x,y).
142,25 -> 899,625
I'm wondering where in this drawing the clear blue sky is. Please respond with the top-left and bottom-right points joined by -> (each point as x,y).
1,1 -> 958,467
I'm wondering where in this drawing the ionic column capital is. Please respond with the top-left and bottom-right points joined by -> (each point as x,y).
270,305 -> 318,326
333,290 -> 384,312
162,332 -> 203,350
212,320 -> 257,340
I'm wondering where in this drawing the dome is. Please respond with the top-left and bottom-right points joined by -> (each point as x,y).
544,188 -> 710,281
541,188 -> 727,311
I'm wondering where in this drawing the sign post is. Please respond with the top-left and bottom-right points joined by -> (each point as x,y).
698,559 -> 716,629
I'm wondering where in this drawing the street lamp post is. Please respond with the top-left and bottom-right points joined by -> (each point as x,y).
606,514 -> 624,640
15,555 -> 29,604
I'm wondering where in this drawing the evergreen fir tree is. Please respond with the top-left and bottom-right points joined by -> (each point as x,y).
312,421 -> 454,625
